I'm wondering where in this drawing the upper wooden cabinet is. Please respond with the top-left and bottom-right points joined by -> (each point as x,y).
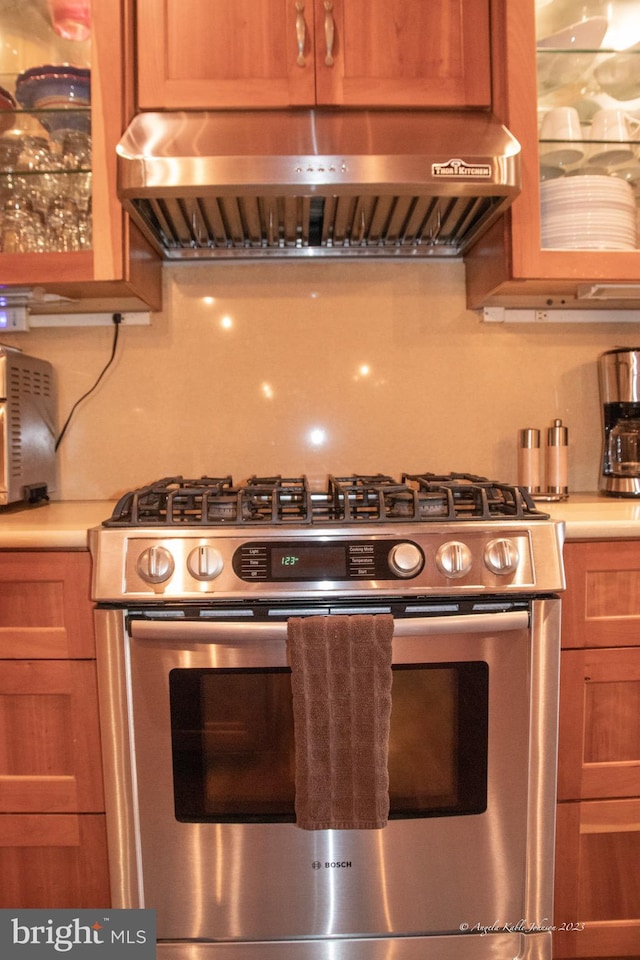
135,0 -> 491,110
0,0 -> 160,312
465,1 -> 640,310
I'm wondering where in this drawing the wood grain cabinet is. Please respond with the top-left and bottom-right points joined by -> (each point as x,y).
554,541 -> 640,959
0,550 -> 110,908
1,0 -> 161,312
465,2 -> 640,309
135,0 -> 491,110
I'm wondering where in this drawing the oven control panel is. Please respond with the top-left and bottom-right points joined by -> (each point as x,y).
104,524 -> 561,601
232,539 -> 424,582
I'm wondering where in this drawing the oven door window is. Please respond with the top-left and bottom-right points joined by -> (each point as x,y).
169,663 -> 488,823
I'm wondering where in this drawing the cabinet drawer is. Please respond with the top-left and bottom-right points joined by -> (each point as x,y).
562,541 -> 640,649
558,646 -> 640,801
0,814 -> 110,908
0,661 -> 104,812
0,551 -> 95,659
554,798 -> 640,958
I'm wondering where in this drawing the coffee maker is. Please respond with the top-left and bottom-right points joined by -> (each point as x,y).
599,347 -> 640,497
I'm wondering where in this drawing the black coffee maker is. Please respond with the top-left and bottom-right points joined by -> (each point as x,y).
599,347 -> 640,497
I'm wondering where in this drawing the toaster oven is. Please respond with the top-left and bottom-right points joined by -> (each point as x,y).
0,346 -> 56,506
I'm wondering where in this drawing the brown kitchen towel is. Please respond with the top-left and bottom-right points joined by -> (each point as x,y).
286,614 -> 393,830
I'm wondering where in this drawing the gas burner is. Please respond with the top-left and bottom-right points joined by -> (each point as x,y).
105,473 -> 548,528
404,473 -> 540,520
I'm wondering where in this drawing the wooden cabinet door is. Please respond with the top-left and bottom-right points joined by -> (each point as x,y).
0,551 -> 95,659
0,814 -> 110,908
315,0 -> 491,107
464,1 -> 640,309
561,541 -> 640,649
554,799 -> 640,958
2,0 -> 161,311
136,0 -> 317,109
0,660 -> 105,813
136,0 -> 491,109
558,646 -> 640,801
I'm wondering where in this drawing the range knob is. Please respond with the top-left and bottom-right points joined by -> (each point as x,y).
484,538 -> 520,576
187,545 -> 224,581
388,542 -> 424,578
136,545 -> 175,584
435,541 -> 472,579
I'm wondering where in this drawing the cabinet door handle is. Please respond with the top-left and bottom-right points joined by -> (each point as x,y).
324,1 -> 335,66
295,2 -> 306,66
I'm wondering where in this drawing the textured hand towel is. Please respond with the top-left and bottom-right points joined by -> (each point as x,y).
286,614 -> 393,830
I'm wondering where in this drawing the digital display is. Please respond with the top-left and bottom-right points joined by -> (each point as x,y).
271,545 -> 347,579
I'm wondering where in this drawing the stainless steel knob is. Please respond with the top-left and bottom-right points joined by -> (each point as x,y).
136,545 -> 175,584
187,545 -> 224,581
435,541 -> 472,579
388,542 -> 423,578
484,538 -> 520,576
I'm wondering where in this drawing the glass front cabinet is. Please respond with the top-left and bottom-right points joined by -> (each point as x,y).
466,0 -> 640,309
0,0 -> 161,314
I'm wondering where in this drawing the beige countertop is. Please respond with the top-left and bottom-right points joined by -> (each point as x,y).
543,493 -> 640,540
0,494 -> 640,549
0,501 -> 114,549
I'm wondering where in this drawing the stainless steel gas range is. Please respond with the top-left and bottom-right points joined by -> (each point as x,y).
89,472 -> 565,960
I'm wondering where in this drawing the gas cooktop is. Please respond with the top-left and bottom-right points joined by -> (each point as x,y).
104,473 -> 549,528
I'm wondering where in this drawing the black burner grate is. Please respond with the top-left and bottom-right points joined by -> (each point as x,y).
403,473 -> 540,520
103,473 -> 547,527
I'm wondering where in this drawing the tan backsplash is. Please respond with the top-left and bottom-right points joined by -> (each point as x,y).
4,260 -> 639,500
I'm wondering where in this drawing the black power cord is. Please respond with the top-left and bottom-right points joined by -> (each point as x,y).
54,312 -> 123,452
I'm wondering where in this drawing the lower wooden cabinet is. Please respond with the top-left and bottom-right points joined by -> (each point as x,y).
0,550 -> 110,908
0,815 -> 110,908
554,800 -> 640,960
554,541 -> 640,959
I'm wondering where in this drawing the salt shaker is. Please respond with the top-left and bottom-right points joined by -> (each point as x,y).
545,418 -> 568,497
517,428 -> 541,493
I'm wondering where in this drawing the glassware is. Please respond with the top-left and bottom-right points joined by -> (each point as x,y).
47,0 -> 91,43
608,418 -> 640,475
0,0 -> 93,254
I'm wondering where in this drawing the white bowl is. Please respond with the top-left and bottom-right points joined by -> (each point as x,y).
594,42 -> 640,99
537,17 -> 609,94
537,16 -> 610,49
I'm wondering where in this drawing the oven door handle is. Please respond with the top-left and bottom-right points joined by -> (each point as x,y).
128,610 -> 529,643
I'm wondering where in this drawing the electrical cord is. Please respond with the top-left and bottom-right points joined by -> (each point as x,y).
54,312 -> 123,452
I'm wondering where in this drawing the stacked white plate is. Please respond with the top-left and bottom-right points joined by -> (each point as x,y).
540,175 -> 638,250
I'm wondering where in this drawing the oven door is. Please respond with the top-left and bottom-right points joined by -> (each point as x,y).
96,599 -> 560,944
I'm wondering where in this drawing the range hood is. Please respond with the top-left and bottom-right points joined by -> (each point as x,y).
117,109 -> 521,260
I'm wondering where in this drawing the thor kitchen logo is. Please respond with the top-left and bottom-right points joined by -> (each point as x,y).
1,910 -> 155,958
432,158 -> 492,178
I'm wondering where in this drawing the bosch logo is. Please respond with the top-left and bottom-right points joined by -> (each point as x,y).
312,861 -> 352,870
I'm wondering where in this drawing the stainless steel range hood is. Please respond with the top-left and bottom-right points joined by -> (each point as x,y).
117,109 -> 520,260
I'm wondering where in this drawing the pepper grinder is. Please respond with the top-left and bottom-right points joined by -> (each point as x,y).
545,418 -> 568,497
517,428 -> 541,493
